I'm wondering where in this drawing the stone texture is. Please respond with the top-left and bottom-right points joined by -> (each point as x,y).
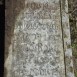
5,0 -> 75,77
61,0 -> 75,77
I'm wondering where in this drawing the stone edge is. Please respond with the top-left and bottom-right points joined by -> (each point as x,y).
61,0 -> 75,77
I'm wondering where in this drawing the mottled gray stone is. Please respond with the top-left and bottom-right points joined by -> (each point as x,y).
5,0 -> 75,77
61,0 -> 75,77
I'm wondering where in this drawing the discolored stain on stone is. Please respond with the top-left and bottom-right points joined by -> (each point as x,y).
28,74 -> 34,77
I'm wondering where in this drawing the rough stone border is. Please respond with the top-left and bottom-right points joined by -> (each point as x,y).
61,0 -> 75,77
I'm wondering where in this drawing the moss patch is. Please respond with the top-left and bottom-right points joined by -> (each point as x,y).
75,70 -> 77,77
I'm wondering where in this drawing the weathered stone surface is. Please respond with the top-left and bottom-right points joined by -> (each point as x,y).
61,0 -> 75,77
5,0 -> 75,77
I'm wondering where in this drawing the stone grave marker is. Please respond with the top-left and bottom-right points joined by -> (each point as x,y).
5,0 -> 75,77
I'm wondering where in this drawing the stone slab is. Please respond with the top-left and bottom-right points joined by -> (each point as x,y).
5,0 -> 75,77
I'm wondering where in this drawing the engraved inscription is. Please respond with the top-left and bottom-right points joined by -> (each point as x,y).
11,1 -> 65,77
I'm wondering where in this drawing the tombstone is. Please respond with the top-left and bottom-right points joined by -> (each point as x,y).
5,0 -> 75,77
